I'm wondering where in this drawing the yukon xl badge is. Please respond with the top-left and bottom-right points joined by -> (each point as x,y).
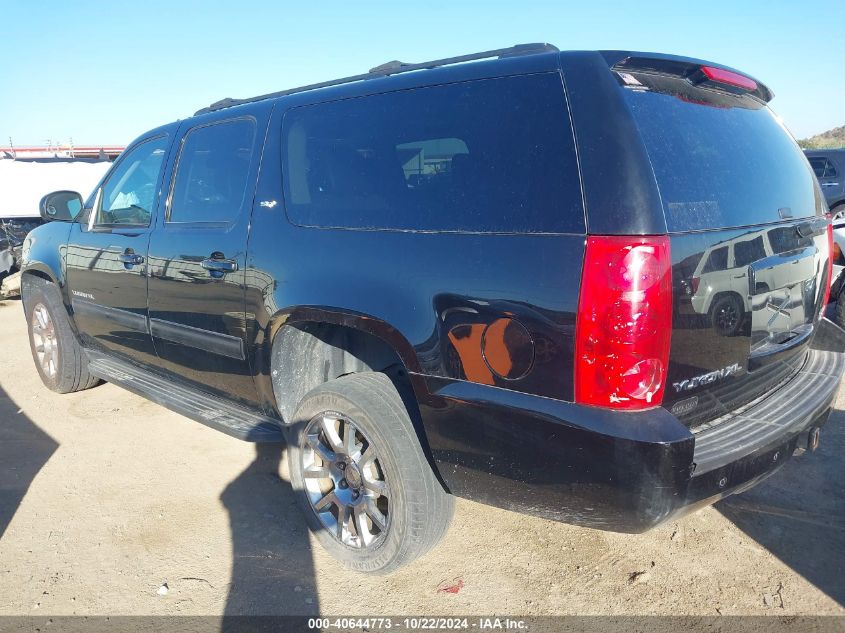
673,363 -> 741,393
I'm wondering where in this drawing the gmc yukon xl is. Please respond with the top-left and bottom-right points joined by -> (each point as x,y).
21,44 -> 845,573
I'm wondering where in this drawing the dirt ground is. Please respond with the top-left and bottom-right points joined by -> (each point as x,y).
1,298 -> 843,617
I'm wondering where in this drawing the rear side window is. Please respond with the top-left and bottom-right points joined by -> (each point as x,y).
282,73 -> 584,233
808,157 -> 838,179
169,118 -> 256,223
623,88 -> 818,232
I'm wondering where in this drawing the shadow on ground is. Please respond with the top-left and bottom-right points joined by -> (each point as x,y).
220,442 -> 319,618
718,406 -> 845,606
0,383 -> 59,538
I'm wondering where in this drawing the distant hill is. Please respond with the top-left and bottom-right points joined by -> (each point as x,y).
798,125 -> 845,149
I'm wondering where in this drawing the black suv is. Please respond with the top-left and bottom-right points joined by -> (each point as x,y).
22,44 -> 845,573
805,149 -> 845,215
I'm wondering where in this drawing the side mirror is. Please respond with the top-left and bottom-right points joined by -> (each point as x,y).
39,190 -> 84,222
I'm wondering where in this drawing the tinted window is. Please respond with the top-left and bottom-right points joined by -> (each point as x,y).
808,157 -> 838,179
282,74 -> 584,233
768,226 -> 812,253
624,89 -> 817,232
169,119 -> 256,223
97,136 -> 168,226
734,235 -> 766,267
702,246 -> 728,273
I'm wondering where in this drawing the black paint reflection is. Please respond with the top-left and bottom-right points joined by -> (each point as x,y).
667,218 -> 828,427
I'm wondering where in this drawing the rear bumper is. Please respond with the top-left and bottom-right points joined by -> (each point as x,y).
417,328 -> 844,532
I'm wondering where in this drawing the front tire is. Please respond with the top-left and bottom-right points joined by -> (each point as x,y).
25,280 -> 99,393
288,372 -> 453,574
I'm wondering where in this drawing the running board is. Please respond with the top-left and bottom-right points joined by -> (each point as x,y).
86,352 -> 284,442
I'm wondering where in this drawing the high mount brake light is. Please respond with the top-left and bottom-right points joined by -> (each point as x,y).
700,66 -> 758,91
575,236 -> 673,410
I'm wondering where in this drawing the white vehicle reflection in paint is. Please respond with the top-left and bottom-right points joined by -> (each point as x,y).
687,225 -> 820,338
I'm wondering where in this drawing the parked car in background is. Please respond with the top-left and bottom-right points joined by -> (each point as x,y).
0,212 -> 44,295
805,149 -> 845,217
804,149 -> 845,325
0,216 -> 42,297
21,45 -> 844,573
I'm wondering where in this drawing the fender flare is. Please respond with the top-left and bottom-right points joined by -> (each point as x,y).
265,306 -> 423,374
251,305 -> 429,418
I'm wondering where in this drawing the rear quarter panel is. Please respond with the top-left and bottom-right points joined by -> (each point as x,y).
244,100 -> 584,415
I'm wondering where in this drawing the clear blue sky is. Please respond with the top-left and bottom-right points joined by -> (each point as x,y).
2,1 -> 842,145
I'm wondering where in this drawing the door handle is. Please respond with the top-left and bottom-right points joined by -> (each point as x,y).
201,257 -> 238,274
118,252 -> 144,265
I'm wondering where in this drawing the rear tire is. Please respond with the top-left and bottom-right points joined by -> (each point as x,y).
831,204 -> 845,265
24,280 -> 99,393
287,372 -> 454,574
835,291 -> 845,330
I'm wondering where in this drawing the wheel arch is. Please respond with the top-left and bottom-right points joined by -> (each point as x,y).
20,268 -> 60,306
259,307 -> 425,424
708,289 -> 746,313
262,308 -> 448,491
20,269 -> 87,342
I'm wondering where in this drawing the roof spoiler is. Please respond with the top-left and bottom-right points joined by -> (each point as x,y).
607,53 -> 774,103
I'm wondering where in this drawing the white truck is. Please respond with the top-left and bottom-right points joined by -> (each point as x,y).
1,159 -> 112,296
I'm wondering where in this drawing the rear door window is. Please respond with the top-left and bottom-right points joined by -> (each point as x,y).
281,73 -> 584,233
168,118 -> 257,224
623,87 -> 818,232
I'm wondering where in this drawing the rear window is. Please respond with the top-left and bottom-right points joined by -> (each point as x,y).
623,88 -> 818,232
282,73 -> 584,233
768,225 -> 812,252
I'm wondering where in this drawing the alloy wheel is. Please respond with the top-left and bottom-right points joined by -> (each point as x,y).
301,412 -> 390,548
31,303 -> 59,379
716,302 -> 739,333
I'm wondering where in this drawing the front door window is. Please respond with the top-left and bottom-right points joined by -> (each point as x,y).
95,136 -> 168,227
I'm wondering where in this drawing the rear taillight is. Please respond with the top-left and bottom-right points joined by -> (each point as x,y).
690,276 -> 700,295
575,236 -> 673,410
823,215 -> 834,307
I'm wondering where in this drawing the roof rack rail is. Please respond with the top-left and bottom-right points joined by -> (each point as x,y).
194,43 -> 559,116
